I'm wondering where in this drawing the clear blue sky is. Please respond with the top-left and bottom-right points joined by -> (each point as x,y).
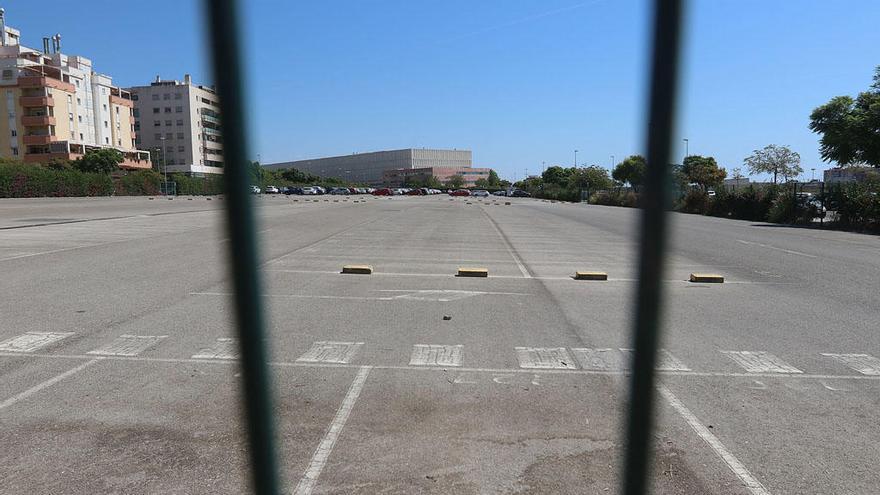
8,1 -> 879,181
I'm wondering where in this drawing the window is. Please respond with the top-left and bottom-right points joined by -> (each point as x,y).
10,129 -> 16,137
77,97 -> 81,105
70,131 -> 75,139
11,146 -> 18,155
67,95 -> 72,104
175,93 -> 182,100
164,107 -> 172,113
118,139 -> 122,146
103,104 -> 107,111
105,137 -> 109,144
78,115 -> 83,123
68,112 -> 73,121
167,158 -> 175,165
163,94 -> 170,100
131,94 -> 139,101
154,133 -> 162,140
175,106 -> 183,113
80,133 -> 84,140
1,69 -> 12,80
177,132 -> 184,139
101,88 -> 106,95
75,80 -> 80,87
178,146 -> 185,152
152,94 -> 160,101
166,132 -> 173,139
133,109 -> 140,118
115,107 -> 119,115
153,108 -> 160,114
154,120 -> 160,127
176,119 -> 184,126
104,121 -> 108,128
165,120 -> 172,126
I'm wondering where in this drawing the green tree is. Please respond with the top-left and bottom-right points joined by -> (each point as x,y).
248,161 -> 264,184
612,155 -> 646,191
487,169 -> 501,187
445,174 -> 465,188
73,149 -> 123,174
474,178 -> 490,188
743,145 -> 802,184
809,66 -> 880,167
682,155 -> 726,191
568,165 -> 611,193
542,165 -> 570,185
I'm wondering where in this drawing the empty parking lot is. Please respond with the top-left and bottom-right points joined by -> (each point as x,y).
1,195 -> 878,494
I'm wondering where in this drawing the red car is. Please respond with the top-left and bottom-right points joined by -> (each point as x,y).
372,188 -> 394,196
449,189 -> 471,197
406,188 -> 426,196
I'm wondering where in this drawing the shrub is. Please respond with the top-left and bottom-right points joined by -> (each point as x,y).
0,161 -> 113,197
119,170 -> 162,195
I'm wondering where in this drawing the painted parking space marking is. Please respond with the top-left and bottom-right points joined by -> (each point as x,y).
571,348 -> 625,370
821,353 -> 880,376
192,338 -> 239,360
87,334 -> 167,357
297,341 -> 363,364
721,351 -> 802,374
0,332 -> 74,353
515,347 -> 577,369
620,348 -> 692,371
0,358 -> 102,411
409,345 -> 463,367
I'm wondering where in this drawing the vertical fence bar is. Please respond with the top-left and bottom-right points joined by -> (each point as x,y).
622,1 -> 684,494
204,1 -> 281,494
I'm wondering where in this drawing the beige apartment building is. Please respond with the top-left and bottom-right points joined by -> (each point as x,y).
127,75 -> 223,176
0,10 -> 150,168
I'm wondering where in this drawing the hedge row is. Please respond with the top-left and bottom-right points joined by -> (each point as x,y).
0,161 -> 114,198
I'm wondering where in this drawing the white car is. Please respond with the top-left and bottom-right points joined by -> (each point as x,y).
250,185 -> 261,194
265,185 -> 279,194
301,186 -> 317,195
471,190 -> 490,197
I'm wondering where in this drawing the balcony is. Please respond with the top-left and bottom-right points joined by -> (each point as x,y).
20,96 -> 55,107
22,135 -> 56,145
23,152 -> 81,164
202,127 -> 222,136
21,115 -> 56,126
18,75 -> 76,93
201,114 -> 221,125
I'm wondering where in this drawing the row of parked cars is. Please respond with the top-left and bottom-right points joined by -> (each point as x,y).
250,185 -> 532,198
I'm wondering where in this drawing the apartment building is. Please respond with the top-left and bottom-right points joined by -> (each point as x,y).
127,75 -> 223,176
0,10 -> 150,168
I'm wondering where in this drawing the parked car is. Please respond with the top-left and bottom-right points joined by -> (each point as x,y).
450,189 -> 471,197
372,188 -> 394,196
471,189 -> 490,197
492,190 -> 508,196
330,187 -> 350,195
312,186 -> 327,195
250,185 -> 261,194
284,187 -> 303,195
265,185 -> 279,194
301,186 -> 317,195
510,189 -> 531,197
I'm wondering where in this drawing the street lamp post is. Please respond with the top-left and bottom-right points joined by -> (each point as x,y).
158,135 -> 167,194
574,150 -> 578,168
811,168 -> 815,181
611,155 -> 615,169
683,138 -> 689,162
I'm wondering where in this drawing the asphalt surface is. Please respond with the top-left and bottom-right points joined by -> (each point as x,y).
0,194 -> 878,494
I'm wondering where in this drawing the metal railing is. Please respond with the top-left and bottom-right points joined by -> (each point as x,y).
204,0 -> 685,493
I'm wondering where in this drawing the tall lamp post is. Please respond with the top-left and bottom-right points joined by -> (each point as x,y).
157,135 -> 168,194
574,149 -> 578,168
611,155 -> 615,169
682,138 -> 689,162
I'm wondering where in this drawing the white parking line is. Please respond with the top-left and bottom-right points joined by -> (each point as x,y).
721,351 -> 802,374
410,345 -> 463,367
736,239 -> 817,258
0,358 -> 102,411
515,347 -> 578,369
294,366 -> 372,495
297,341 -> 363,364
192,338 -> 240,360
821,353 -> 880,376
658,385 -> 771,495
87,334 -> 167,357
619,348 -> 692,371
480,208 -> 532,278
0,332 -> 74,353
571,348 -> 625,370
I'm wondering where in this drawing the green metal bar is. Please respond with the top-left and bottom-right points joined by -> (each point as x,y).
203,1 -> 281,494
622,1 -> 685,494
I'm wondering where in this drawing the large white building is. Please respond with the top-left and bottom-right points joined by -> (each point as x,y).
128,75 -> 223,176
